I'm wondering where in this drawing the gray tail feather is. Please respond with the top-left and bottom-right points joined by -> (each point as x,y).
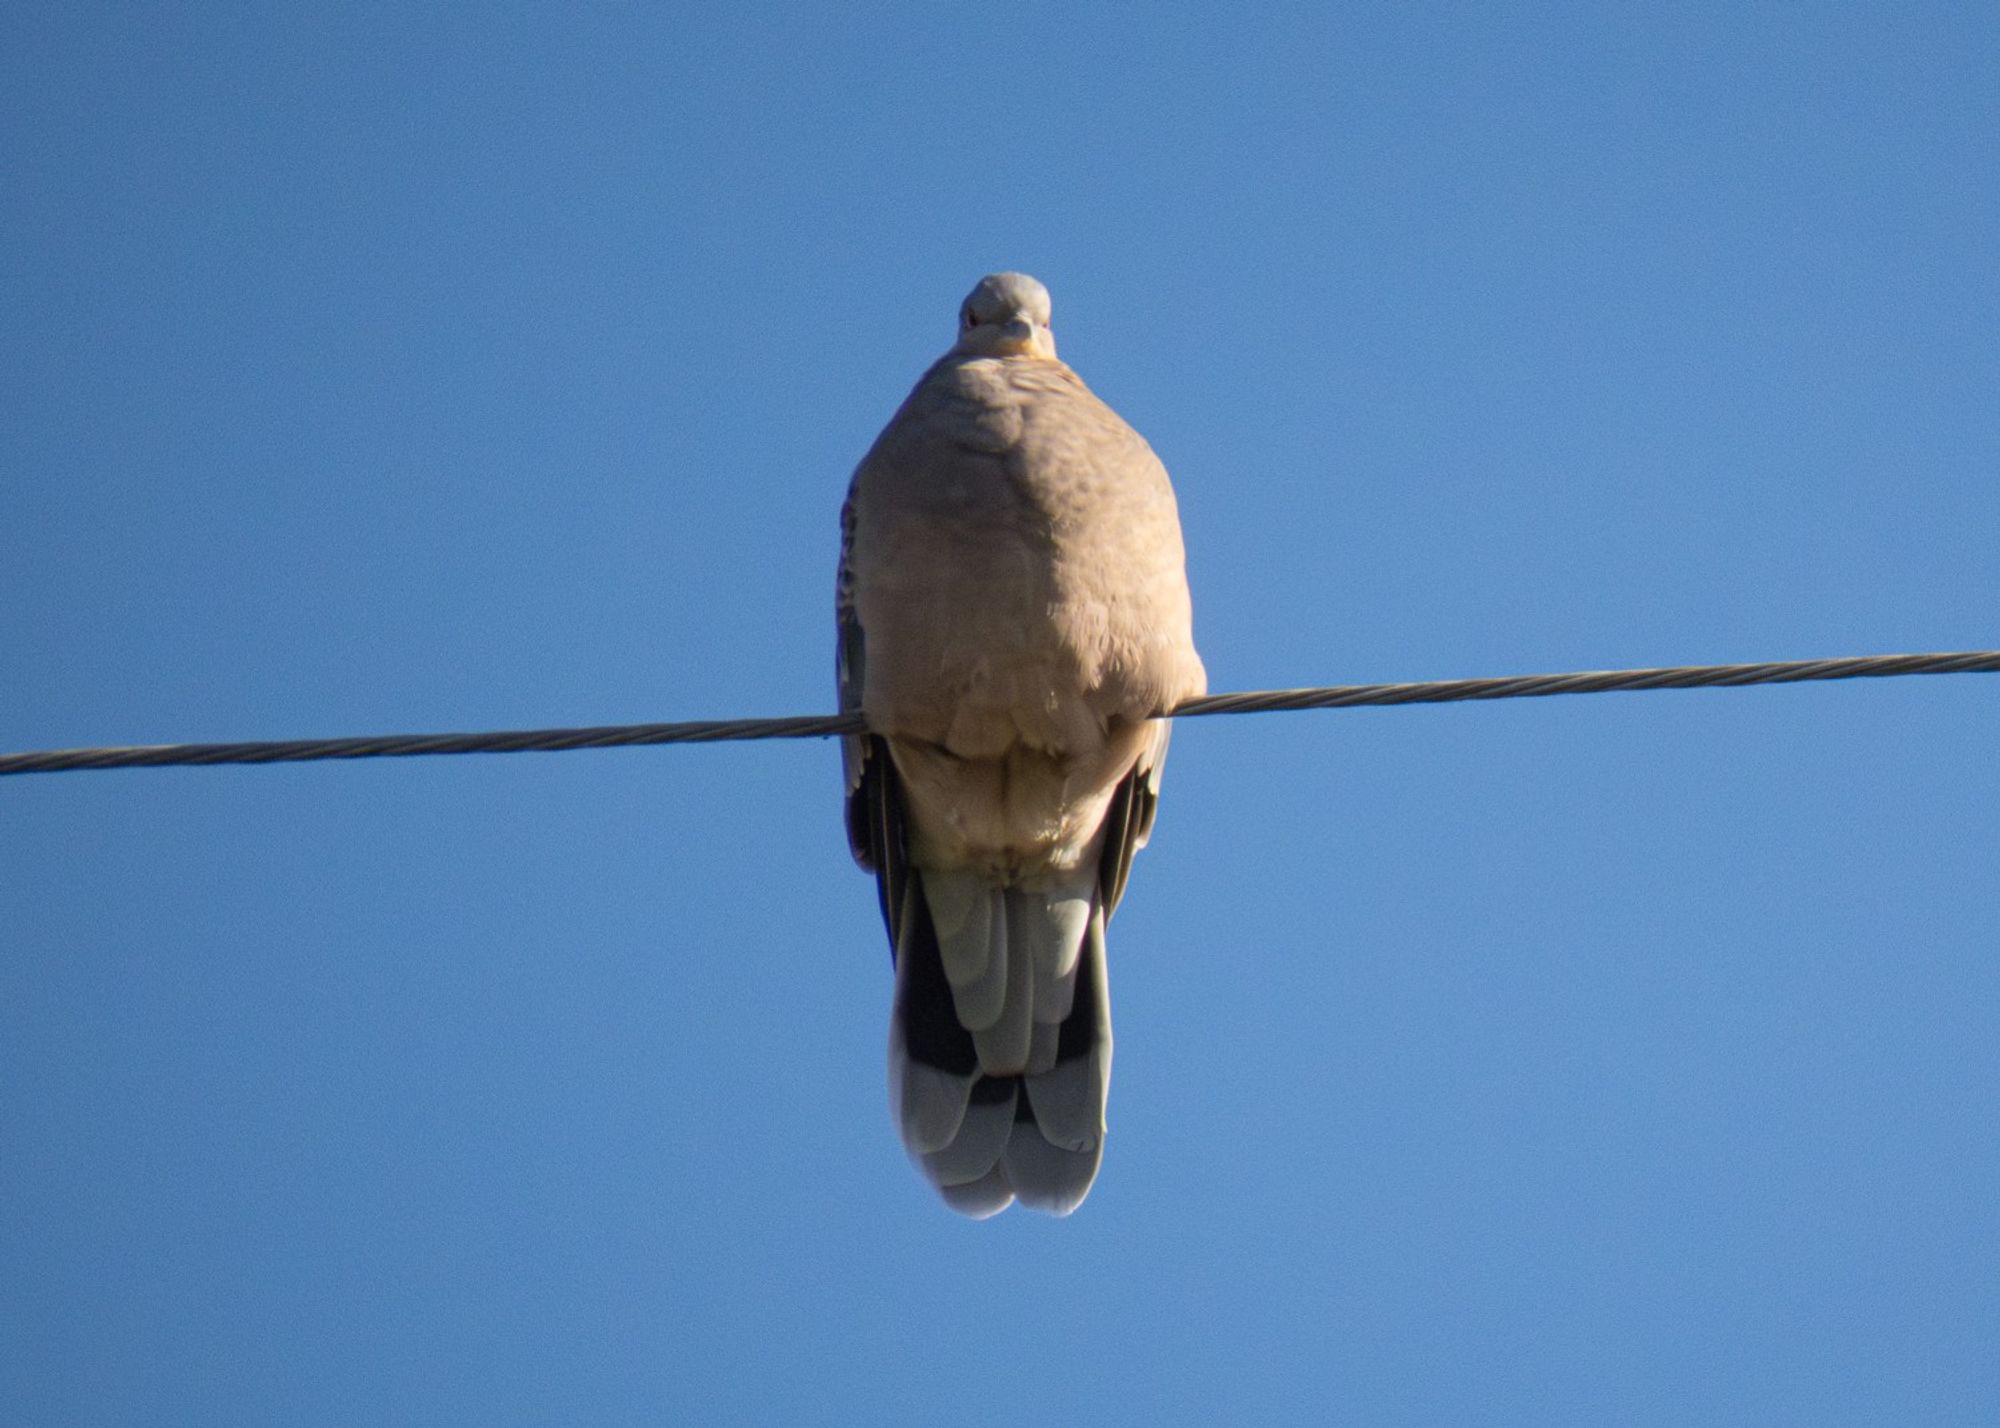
888,878 -> 1111,1218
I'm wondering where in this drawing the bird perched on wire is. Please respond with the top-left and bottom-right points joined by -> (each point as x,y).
837,272 -> 1206,1216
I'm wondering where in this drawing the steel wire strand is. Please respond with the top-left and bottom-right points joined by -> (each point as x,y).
2,650 -> 1994,777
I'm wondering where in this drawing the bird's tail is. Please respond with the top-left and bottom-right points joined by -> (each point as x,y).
888,867 -> 1112,1218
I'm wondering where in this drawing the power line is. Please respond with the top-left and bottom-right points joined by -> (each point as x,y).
2,650 -> 1994,778
1171,650 -> 2000,715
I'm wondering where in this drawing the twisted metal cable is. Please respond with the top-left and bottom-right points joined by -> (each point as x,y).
1169,649 -> 2000,717
2,650 -> 1994,778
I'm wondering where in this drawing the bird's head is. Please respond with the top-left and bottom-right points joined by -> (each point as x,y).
954,272 -> 1057,360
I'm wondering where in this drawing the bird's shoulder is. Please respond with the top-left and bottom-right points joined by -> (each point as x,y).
870,354 -> 1144,477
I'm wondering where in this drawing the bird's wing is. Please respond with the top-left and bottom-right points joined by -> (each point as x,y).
1096,720 -> 1173,917
837,486 -> 909,954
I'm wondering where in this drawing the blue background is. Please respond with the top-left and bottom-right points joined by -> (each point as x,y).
4,5 -> 1996,1423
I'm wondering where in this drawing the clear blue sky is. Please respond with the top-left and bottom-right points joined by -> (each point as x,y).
4,5 -> 1997,1423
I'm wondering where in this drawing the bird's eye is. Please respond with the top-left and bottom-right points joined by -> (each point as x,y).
963,310 -> 979,327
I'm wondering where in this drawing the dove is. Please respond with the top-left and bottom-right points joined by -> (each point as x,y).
837,272 -> 1205,1216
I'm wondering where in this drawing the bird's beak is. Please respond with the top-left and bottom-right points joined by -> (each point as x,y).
993,317 -> 1041,355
